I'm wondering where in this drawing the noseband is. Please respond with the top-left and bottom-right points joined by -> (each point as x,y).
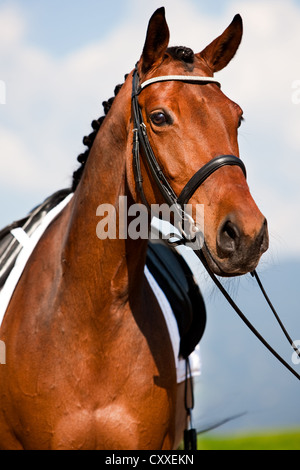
131,67 -> 247,236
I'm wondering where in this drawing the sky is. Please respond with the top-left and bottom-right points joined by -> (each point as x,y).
0,0 -> 300,265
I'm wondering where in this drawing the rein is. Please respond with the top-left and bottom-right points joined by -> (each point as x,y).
131,66 -> 300,448
197,250 -> 300,381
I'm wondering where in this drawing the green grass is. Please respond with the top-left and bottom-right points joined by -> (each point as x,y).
196,429 -> 300,450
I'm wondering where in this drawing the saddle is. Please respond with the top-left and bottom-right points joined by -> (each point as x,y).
146,241 -> 206,358
0,190 -> 206,358
0,189 -> 71,289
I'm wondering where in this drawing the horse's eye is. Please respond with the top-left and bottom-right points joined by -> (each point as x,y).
150,112 -> 167,126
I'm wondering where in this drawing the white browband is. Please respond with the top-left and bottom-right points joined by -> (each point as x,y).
140,75 -> 221,91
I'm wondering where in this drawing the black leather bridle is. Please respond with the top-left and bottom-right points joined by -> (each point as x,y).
131,64 -> 300,384
132,67 -> 246,226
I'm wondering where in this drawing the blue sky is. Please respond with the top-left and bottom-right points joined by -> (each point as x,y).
0,0 -> 300,263
7,0 -> 230,57
15,0 -> 129,55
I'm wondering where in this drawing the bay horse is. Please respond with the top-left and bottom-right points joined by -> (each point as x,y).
0,8 -> 268,450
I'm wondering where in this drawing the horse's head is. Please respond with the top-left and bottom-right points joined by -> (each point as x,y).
127,7 -> 268,277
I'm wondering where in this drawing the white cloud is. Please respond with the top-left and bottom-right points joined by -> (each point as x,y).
0,4 -> 25,47
0,0 -> 299,261
0,127 -> 42,189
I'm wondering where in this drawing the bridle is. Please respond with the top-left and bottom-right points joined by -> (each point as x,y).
132,67 -> 247,225
131,65 -> 300,448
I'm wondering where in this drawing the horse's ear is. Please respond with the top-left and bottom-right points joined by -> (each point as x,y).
197,14 -> 243,73
141,7 -> 170,74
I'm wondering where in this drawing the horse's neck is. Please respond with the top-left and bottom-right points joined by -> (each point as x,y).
63,87 -> 148,308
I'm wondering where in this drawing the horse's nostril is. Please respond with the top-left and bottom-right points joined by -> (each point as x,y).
217,217 -> 269,262
259,218 -> 269,254
224,221 -> 239,240
217,220 -> 240,256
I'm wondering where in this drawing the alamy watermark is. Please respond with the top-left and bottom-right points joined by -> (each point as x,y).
96,196 -> 204,250
292,341 -> 300,365
291,80 -> 300,104
0,341 -> 6,365
0,80 -> 6,104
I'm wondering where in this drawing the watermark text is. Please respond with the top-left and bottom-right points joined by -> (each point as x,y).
104,453 -> 194,466
96,197 -> 204,250
292,340 -> 300,365
0,340 -> 6,364
0,80 -> 6,104
292,80 -> 300,104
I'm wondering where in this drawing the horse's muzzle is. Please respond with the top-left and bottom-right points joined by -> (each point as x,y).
213,216 -> 269,276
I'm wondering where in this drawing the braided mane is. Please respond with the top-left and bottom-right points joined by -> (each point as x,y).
72,46 -> 195,191
71,78 -> 127,191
